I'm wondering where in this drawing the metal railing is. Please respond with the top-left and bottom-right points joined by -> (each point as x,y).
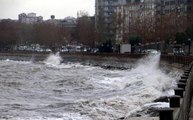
159,62 -> 193,120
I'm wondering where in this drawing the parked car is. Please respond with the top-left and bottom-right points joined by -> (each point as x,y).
45,48 -> 52,52
142,49 -> 158,54
60,48 -> 68,52
75,46 -> 81,52
173,48 -> 185,55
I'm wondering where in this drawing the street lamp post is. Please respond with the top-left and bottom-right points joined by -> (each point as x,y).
188,38 -> 191,55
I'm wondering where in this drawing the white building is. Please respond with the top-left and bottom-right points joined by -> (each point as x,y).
45,15 -> 60,25
61,17 -> 77,30
18,13 -> 43,24
45,15 -> 77,30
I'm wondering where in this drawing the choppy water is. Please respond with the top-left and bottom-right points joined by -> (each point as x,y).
0,52 -> 181,120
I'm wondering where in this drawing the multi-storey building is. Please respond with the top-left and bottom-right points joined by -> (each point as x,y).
61,16 -> 77,31
156,0 -> 188,14
18,13 -> 43,24
124,0 -> 156,41
115,0 -> 156,43
96,0 -> 193,44
115,1 -> 125,43
45,15 -> 77,30
154,0 -> 189,41
96,0 -> 156,43
95,0 -> 126,42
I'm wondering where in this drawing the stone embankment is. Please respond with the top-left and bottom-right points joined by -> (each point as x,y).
0,51 -> 192,65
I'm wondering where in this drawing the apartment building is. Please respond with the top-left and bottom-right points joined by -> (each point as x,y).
115,0 -> 156,43
115,4 -> 125,43
96,0 -> 193,43
45,15 -> 77,30
18,13 -> 43,24
95,0 -> 126,42
95,0 -> 156,43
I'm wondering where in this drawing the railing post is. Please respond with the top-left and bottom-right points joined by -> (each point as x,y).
184,71 -> 190,74
159,108 -> 174,120
184,70 -> 191,74
170,95 -> 181,108
177,82 -> 186,90
181,75 -> 188,79
179,79 -> 187,83
174,88 -> 184,98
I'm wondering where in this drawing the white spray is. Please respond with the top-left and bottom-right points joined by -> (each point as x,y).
44,52 -> 62,66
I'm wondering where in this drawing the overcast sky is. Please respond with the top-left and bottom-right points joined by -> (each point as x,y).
0,0 -> 95,20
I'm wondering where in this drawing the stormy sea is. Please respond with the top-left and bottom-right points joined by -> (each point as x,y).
0,52 -> 181,120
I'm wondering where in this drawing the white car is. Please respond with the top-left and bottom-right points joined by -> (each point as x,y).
46,49 -> 52,52
60,48 -> 68,52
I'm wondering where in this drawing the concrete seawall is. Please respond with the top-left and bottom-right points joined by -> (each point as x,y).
0,52 -> 192,66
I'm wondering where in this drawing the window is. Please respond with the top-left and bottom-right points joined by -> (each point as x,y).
126,0 -> 131,3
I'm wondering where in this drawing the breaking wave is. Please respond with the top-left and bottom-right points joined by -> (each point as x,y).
0,51 -> 181,120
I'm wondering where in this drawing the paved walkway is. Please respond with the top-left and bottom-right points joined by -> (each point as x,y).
190,98 -> 193,120
189,67 -> 193,120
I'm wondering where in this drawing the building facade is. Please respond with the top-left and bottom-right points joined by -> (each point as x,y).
18,13 -> 77,30
95,0 -> 126,42
96,0 -> 193,44
18,13 -> 43,24
127,0 -> 156,41
155,0 -> 190,41
45,16 -> 77,30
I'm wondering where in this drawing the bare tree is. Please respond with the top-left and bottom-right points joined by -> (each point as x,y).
33,23 -> 63,51
0,19 -> 19,50
124,10 -> 155,43
76,11 -> 95,47
17,23 -> 34,45
154,12 -> 189,43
